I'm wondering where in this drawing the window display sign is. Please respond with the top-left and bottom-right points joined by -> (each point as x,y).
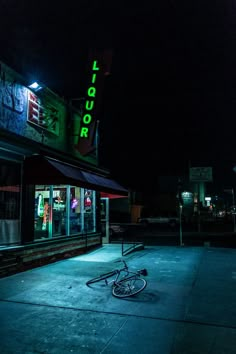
84,189 -> 92,211
27,91 -> 60,135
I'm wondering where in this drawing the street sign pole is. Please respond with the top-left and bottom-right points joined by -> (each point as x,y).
232,189 -> 236,233
179,204 -> 183,246
198,182 -> 201,233
177,178 -> 183,246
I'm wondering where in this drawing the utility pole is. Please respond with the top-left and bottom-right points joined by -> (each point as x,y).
179,203 -> 183,246
177,178 -> 184,246
232,188 -> 236,232
224,187 -> 236,233
197,182 -> 201,233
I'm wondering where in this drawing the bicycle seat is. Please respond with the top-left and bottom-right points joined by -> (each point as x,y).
139,269 -> 148,276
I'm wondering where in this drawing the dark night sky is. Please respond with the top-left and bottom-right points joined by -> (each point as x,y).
1,0 -> 236,191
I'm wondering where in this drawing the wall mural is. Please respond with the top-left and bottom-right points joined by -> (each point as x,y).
0,66 -> 28,135
0,62 -> 65,150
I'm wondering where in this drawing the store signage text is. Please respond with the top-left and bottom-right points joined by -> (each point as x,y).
79,60 -> 99,139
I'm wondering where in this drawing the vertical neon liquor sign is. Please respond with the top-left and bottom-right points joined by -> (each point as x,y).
74,49 -> 113,160
75,60 -> 100,157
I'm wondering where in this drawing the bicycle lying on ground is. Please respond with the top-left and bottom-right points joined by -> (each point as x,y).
86,259 -> 148,298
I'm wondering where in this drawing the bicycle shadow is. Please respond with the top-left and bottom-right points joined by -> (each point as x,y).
115,291 -> 160,303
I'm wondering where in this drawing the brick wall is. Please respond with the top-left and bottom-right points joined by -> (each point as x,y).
0,234 -> 102,278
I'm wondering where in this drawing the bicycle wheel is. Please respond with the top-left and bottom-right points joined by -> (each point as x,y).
112,277 -> 147,298
86,270 -> 117,285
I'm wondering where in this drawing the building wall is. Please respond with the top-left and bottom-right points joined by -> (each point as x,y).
0,59 -> 112,275
0,61 -> 97,165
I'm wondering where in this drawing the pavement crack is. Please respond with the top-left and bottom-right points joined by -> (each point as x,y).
184,248 -> 206,321
99,318 -> 129,353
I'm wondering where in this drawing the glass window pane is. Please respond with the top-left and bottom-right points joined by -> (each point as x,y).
34,185 -> 97,240
52,185 -> 67,237
84,189 -> 96,233
69,186 -> 82,235
0,160 -> 21,245
34,186 -> 50,240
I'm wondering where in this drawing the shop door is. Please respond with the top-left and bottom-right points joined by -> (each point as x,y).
101,197 -> 109,244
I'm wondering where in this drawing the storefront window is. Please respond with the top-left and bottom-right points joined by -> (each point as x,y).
34,185 -> 96,240
69,186 -> 82,235
52,185 -> 67,237
0,160 -> 21,245
34,186 -> 50,240
84,189 -> 96,233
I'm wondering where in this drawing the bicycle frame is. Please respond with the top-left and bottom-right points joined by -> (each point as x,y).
86,258 -> 148,288
105,266 -> 144,287
86,258 -> 148,298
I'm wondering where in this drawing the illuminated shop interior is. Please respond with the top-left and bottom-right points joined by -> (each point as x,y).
34,185 -> 96,240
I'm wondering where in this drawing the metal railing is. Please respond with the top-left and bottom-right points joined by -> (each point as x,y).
121,239 -> 144,256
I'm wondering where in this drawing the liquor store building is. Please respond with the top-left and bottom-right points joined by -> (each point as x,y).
0,61 -> 128,276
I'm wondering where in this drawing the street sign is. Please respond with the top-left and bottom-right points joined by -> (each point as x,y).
189,167 -> 213,182
181,191 -> 194,206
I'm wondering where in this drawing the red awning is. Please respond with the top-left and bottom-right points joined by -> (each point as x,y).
100,192 -> 128,199
0,186 -> 20,192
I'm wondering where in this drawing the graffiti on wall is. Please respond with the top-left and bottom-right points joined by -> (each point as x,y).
0,66 -> 28,135
0,62 -> 62,145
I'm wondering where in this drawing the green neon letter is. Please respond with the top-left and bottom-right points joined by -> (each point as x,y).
92,60 -> 99,71
83,114 -> 92,124
85,100 -> 94,111
91,73 -> 97,84
80,127 -> 89,138
87,87 -> 96,97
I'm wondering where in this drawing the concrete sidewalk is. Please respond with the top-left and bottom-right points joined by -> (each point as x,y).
0,244 -> 236,353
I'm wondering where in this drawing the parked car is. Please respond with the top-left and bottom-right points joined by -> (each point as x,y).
109,223 -> 126,237
101,222 -> 126,238
137,214 -> 180,228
